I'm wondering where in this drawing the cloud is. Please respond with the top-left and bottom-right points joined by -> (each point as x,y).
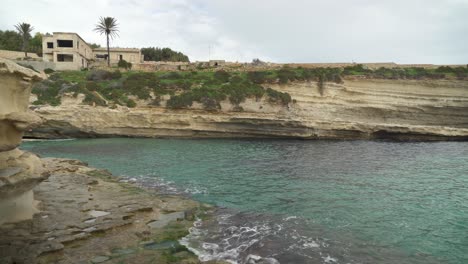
1,0 -> 467,63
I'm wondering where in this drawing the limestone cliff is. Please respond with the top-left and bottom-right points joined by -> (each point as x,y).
28,78 -> 468,140
0,58 -> 47,225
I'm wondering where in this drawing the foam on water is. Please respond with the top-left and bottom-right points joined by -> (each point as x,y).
179,210 -> 341,264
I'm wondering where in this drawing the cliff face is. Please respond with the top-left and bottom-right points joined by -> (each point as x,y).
0,58 -> 48,225
28,78 -> 468,140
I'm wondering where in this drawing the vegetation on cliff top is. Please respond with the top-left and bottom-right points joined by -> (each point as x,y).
342,64 -> 468,80
32,69 -> 292,109
31,64 -> 468,109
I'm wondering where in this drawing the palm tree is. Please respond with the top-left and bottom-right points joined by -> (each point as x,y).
94,17 -> 119,66
14,22 -> 34,58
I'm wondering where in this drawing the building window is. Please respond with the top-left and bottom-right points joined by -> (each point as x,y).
96,54 -> 108,59
57,40 -> 73,48
47,42 -> 53,48
57,54 -> 73,62
119,54 -> 123,61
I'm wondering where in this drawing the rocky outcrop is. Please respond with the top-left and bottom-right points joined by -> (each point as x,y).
0,158 -> 215,264
0,58 -> 47,225
28,78 -> 468,140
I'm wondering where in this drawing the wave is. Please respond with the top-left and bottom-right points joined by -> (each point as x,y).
179,211 -> 339,264
122,174 -> 210,196
22,138 -> 76,142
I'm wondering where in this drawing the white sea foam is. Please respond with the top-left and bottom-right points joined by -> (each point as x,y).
303,241 -> 320,248
323,255 -> 338,263
180,215 -> 281,264
184,186 -> 208,195
284,215 -> 298,221
22,138 -> 76,142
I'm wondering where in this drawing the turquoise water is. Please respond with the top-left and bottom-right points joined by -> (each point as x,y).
22,138 -> 468,264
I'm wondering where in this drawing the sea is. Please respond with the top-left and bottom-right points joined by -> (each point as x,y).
21,138 -> 468,264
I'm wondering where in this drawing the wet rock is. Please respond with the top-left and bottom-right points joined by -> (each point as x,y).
143,240 -> 177,250
83,218 -> 96,224
147,211 -> 185,229
111,248 -> 135,256
89,210 -> 110,218
139,240 -> 155,246
1,158 -> 203,263
91,255 -> 110,263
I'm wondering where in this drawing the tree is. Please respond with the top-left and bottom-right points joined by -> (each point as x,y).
14,22 -> 34,57
94,17 -> 119,66
29,32 -> 43,56
0,30 -> 22,51
89,43 -> 101,49
141,47 -> 190,62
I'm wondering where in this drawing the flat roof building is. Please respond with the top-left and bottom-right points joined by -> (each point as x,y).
42,32 -> 142,70
42,32 -> 93,70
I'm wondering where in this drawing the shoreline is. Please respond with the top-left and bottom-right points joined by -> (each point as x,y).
0,157 -> 225,264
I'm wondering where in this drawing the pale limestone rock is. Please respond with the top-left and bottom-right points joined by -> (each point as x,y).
28,78 -> 468,140
0,58 -> 47,225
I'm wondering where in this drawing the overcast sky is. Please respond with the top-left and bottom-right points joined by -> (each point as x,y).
1,0 -> 467,64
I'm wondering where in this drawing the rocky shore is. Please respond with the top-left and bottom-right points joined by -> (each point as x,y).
0,157 -> 222,264
0,58 -> 226,264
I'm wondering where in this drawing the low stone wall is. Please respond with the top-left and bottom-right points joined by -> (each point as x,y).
16,60 -> 56,71
0,49 -> 39,60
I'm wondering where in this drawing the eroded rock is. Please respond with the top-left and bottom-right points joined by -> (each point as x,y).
0,58 -> 47,225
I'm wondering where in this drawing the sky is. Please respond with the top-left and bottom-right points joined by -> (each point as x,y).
1,0 -> 467,64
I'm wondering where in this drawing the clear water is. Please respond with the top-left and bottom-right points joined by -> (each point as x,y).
21,138 -> 468,264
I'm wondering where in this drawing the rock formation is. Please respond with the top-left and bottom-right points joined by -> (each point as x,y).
0,58 -> 47,225
28,78 -> 468,140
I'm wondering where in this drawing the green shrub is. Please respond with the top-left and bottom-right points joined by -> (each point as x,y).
44,68 -> 55,74
86,81 -> 100,91
31,80 -> 63,106
200,97 -> 221,110
166,93 -> 195,109
121,72 -> 159,99
343,64 -> 371,75
160,72 -> 183,79
126,99 -> 137,108
118,59 -> 132,70
277,67 -> 296,84
87,70 -> 113,81
83,92 -> 107,107
247,71 -> 267,84
111,70 -> 122,79
214,70 -> 231,83
266,88 -> 291,105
